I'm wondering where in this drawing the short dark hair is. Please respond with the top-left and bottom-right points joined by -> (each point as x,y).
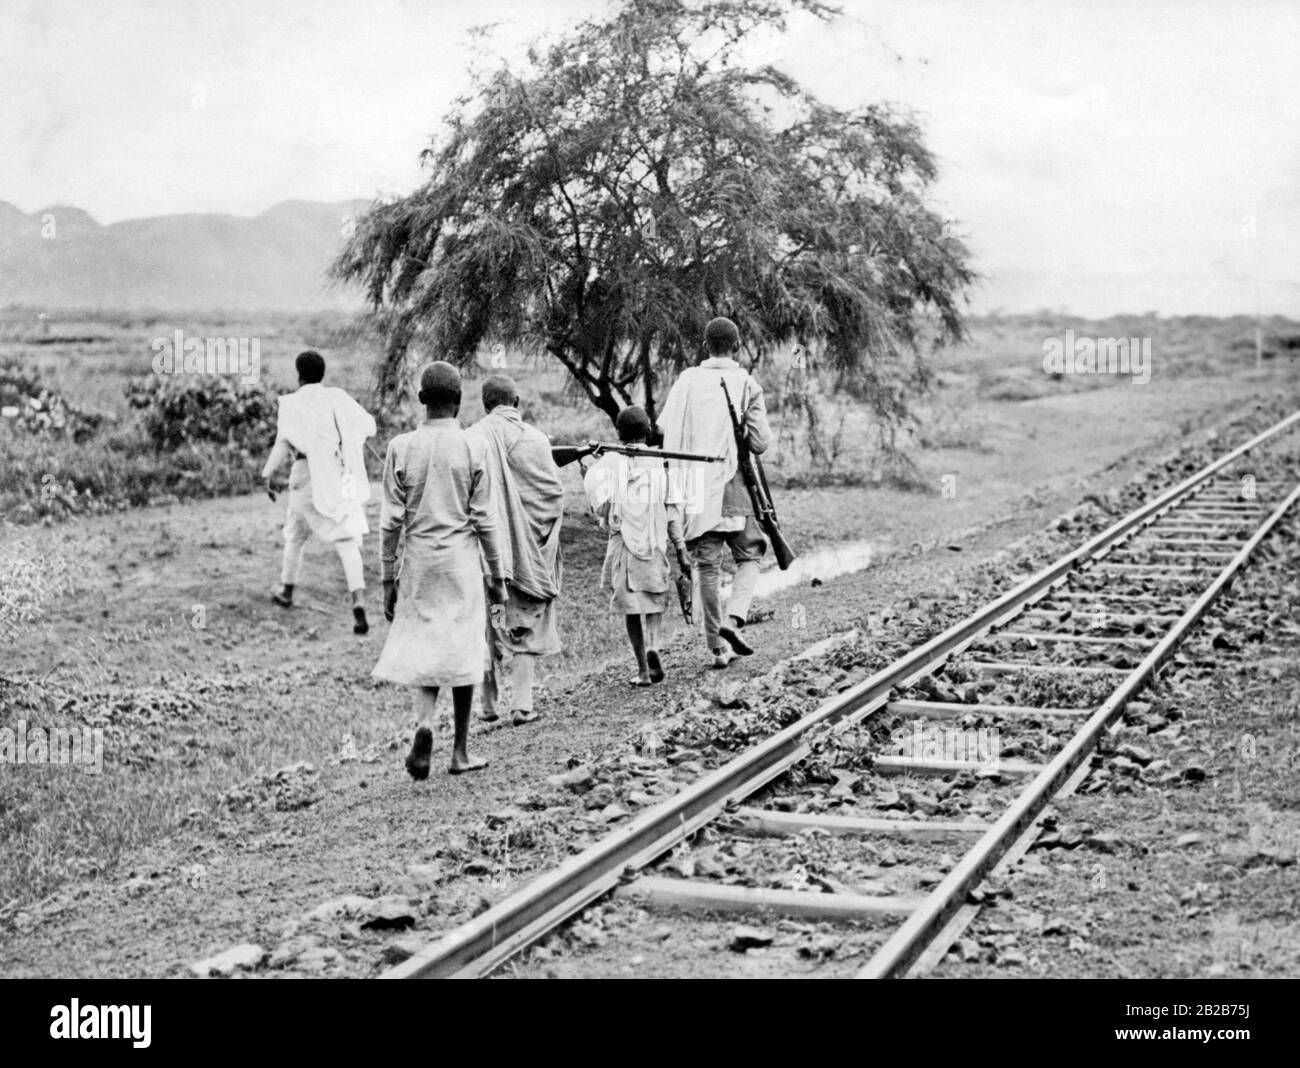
481,374 -> 519,412
296,350 -> 326,384
615,405 -> 650,443
418,361 -> 462,407
704,317 -> 740,354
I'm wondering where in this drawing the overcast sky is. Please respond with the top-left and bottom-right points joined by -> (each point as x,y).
2,0 -> 1297,315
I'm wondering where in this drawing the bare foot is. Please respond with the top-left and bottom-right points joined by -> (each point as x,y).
405,726 -> 433,781
646,650 -> 664,683
448,754 -> 489,774
511,709 -> 540,725
478,709 -> 501,724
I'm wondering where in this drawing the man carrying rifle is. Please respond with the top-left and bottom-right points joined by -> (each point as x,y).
582,406 -> 691,686
658,317 -> 774,669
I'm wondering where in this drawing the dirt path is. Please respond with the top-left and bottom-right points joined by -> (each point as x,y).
0,372 -> 1290,978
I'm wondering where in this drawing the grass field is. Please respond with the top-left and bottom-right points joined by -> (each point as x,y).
2,305 -> 1295,502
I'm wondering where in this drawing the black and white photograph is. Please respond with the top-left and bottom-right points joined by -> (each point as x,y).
1,0 -> 1296,1035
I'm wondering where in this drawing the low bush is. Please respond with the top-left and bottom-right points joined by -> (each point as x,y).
0,357 -> 110,443
0,420 -> 265,524
1,370 -> 279,524
124,374 -> 278,456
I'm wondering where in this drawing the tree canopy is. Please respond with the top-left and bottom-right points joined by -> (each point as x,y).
333,0 -> 974,432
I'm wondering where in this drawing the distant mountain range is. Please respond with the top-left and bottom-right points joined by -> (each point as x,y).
0,200 -> 370,311
2,198 -> 1291,318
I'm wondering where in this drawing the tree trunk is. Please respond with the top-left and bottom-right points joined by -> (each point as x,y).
547,342 -> 622,429
639,333 -> 656,424
593,387 -> 621,427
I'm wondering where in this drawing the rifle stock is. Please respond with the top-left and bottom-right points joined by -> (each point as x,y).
551,444 -> 596,468
720,378 -> 796,571
762,496 -> 797,570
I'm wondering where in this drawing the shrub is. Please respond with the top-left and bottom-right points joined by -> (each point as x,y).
0,419 -> 264,524
0,357 -> 110,443
124,375 -> 278,457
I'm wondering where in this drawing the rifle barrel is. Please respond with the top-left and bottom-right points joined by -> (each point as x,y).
649,449 -> 724,463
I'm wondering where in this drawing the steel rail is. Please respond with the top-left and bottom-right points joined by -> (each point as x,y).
856,479 -> 1300,978
386,410 -> 1300,980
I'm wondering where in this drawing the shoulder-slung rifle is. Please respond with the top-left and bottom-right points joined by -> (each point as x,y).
720,377 -> 796,571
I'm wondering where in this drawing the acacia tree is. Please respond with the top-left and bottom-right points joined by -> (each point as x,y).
333,0 -> 974,434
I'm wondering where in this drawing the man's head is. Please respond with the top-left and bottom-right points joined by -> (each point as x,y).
615,405 -> 651,445
481,374 -> 520,413
296,350 -> 326,385
418,361 -> 462,417
704,317 -> 740,358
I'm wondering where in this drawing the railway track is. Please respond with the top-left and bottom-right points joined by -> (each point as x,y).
386,408 -> 1300,979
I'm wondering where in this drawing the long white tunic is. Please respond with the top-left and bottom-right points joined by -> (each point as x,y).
657,357 -> 772,541
584,452 -> 685,614
371,419 -> 504,688
468,407 -> 564,657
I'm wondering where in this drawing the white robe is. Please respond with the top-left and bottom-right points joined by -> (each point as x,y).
467,407 -> 564,658
657,358 -> 751,541
371,419 -> 503,688
585,452 -> 684,614
264,383 -> 376,524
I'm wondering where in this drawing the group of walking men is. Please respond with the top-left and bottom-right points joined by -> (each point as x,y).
261,317 -> 773,776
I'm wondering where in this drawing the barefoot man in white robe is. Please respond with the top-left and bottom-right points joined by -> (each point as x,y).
372,362 -> 507,777
262,350 -> 377,634
468,375 -> 564,726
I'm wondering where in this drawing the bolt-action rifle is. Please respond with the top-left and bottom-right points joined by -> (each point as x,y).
551,441 -> 724,468
720,377 -> 796,571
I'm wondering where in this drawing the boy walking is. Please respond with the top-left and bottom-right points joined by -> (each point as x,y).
371,362 -> 507,777
584,406 -> 691,685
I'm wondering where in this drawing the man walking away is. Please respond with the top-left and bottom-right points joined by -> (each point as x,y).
584,405 -> 691,685
468,375 -> 564,726
658,317 -> 773,668
371,362 -> 508,777
263,350 -> 377,634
